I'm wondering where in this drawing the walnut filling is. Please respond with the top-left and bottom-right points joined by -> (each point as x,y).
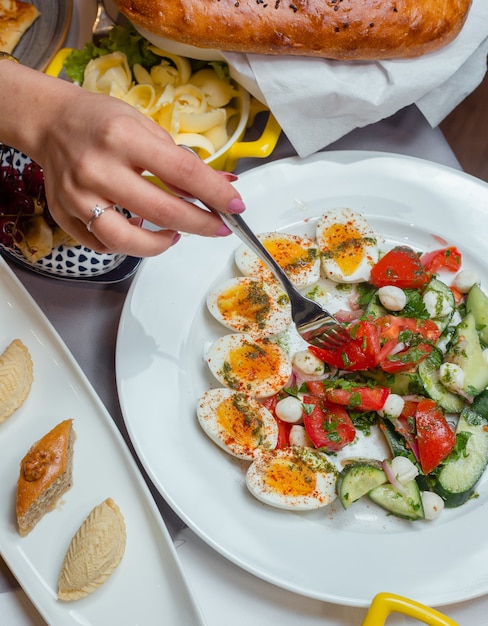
23,450 -> 53,481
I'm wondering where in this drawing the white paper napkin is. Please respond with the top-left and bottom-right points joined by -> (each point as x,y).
222,0 -> 488,158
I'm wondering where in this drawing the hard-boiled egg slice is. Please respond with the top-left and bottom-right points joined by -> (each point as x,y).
207,277 -> 291,338
246,446 -> 338,510
316,208 -> 379,283
235,232 -> 320,288
197,388 -> 278,460
206,333 -> 292,398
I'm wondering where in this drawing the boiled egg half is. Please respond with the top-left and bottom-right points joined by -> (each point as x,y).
246,446 -> 338,510
235,231 -> 320,288
207,276 -> 291,338
197,388 -> 278,460
206,333 -> 292,398
316,208 -> 379,283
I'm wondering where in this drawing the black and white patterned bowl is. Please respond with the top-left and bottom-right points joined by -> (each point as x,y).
1,146 -> 126,278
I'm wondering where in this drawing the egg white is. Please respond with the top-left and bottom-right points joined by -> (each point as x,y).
206,276 -> 291,338
206,333 -> 292,398
235,232 -> 320,288
316,208 -> 379,283
197,388 -> 279,460
246,447 -> 338,510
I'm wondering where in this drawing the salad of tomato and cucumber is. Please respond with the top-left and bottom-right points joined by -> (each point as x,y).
199,209 -> 488,522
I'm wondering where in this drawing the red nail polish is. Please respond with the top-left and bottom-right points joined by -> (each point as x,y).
171,232 -> 182,246
218,171 -> 238,182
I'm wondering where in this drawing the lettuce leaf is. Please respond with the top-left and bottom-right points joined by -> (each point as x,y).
63,24 -> 160,84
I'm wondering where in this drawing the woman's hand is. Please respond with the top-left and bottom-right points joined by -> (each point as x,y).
1,62 -> 245,257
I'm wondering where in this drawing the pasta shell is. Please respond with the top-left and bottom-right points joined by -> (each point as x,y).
0,339 -> 33,424
58,498 -> 126,601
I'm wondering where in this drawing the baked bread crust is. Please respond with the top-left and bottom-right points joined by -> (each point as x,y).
114,0 -> 472,60
16,419 -> 75,536
0,0 -> 41,54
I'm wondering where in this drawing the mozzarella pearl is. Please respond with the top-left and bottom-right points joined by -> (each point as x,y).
275,396 -> 304,424
423,290 -> 454,319
421,491 -> 445,521
292,350 -> 325,377
452,270 -> 479,294
439,362 -> 465,394
377,285 -> 407,312
288,425 -> 314,448
377,394 -> 404,419
391,456 -> 419,484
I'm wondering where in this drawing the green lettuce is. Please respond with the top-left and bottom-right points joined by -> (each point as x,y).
63,24 -> 160,84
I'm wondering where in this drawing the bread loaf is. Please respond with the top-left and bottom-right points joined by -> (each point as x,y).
114,0 -> 472,60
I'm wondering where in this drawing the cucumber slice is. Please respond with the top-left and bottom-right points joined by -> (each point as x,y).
336,461 -> 387,509
444,312 -> 488,397
418,357 -> 466,413
365,369 -> 423,396
368,480 -> 425,520
466,283 -> 488,344
379,418 -> 410,458
434,403 -> 488,507
423,277 -> 455,332
364,294 -> 387,319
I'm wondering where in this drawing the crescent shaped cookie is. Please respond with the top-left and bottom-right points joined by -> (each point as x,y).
58,498 -> 126,601
0,339 -> 33,424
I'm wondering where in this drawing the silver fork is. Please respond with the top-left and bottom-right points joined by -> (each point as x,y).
218,212 -> 350,350
92,0 -> 116,45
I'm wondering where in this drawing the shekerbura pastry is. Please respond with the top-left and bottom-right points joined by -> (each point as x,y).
0,338 -> 33,423
58,498 -> 126,601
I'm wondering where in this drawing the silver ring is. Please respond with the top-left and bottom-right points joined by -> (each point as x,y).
86,204 -> 120,233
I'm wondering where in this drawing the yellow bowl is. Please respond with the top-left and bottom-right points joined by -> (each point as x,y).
45,48 -> 281,175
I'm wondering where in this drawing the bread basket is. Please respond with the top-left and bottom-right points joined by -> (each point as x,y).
45,48 -> 281,174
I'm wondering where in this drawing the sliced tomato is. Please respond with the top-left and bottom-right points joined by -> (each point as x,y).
450,285 -> 464,306
374,315 -> 440,373
375,315 -> 441,344
305,380 -> 326,398
400,400 -> 419,421
370,246 -> 430,289
261,395 -> 291,448
421,246 -> 462,274
308,320 -> 380,372
379,342 -> 434,373
415,398 -> 456,475
324,386 -> 390,411
302,396 -> 356,452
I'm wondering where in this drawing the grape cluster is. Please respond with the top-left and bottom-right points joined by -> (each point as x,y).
0,149 -> 53,250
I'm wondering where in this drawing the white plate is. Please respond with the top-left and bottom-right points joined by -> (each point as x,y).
115,151 -> 488,608
0,258 -> 205,625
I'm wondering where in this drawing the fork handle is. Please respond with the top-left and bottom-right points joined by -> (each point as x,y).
219,212 -> 300,300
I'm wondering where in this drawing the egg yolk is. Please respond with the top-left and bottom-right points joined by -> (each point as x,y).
216,395 -> 264,450
264,457 -> 316,496
217,282 -> 270,329
224,341 -> 283,387
323,222 -> 366,277
263,238 -> 316,275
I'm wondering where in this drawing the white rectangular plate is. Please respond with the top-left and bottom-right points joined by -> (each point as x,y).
0,258 -> 205,625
